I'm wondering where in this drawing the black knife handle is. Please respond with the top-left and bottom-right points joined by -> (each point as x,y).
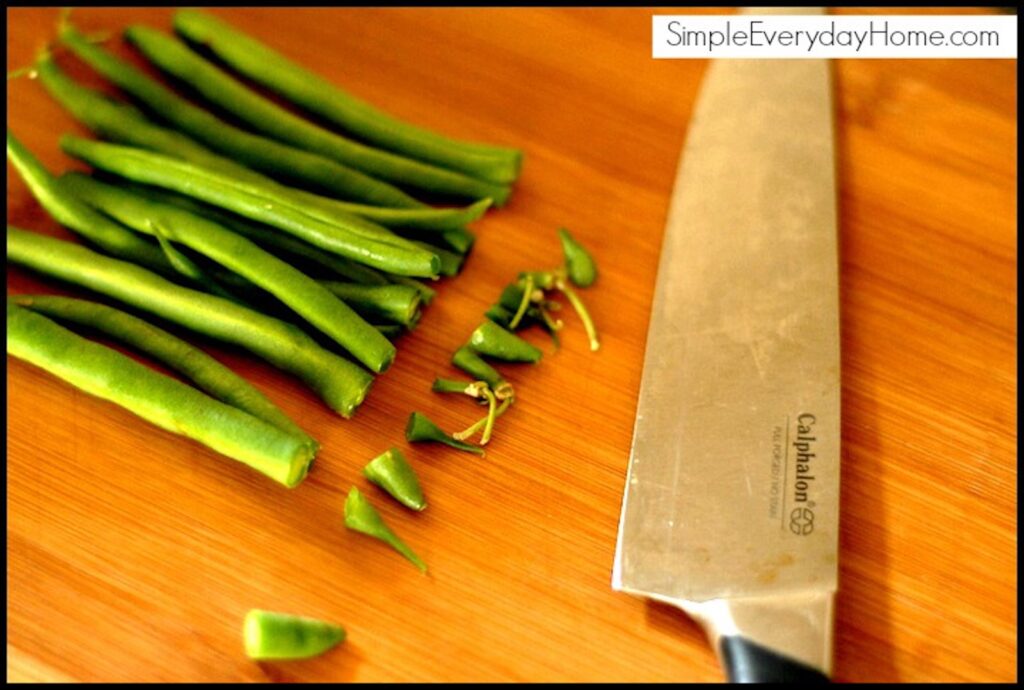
720,636 -> 830,683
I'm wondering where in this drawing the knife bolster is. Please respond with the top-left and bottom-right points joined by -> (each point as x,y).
677,589 -> 834,679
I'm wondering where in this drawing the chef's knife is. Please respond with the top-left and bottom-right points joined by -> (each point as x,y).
612,6 -> 839,683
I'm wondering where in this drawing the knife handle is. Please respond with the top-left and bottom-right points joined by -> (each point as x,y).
720,636 -> 829,683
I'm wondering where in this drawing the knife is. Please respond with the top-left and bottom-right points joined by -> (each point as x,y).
612,6 -> 839,683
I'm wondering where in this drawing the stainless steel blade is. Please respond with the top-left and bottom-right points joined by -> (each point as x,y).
612,6 -> 840,677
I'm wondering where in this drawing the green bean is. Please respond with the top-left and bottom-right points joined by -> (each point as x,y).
35,56 -> 483,250
111,181 -> 396,287
344,487 -> 427,572
375,324 -> 404,339
60,136 -> 440,278
57,173 -> 395,373
558,227 -> 598,287
13,294 -> 312,445
363,448 -> 426,511
243,610 -> 346,660
451,346 -> 513,401
7,227 -> 373,417
410,240 -> 464,277
469,320 -> 543,363
34,51 -> 234,173
6,130 -> 171,277
318,197 -> 492,233
58,24 -> 420,209
433,227 -> 476,255
125,26 -> 512,206
7,302 -> 315,487
319,282 -> 421,327
405,411 -> 485,456
174,9 -> 522,184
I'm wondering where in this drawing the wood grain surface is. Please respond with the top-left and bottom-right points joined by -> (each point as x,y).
6,7 -> 1017,683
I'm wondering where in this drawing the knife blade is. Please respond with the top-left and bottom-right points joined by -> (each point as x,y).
612,6 -> 840,682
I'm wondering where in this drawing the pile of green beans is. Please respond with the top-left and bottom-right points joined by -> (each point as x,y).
8,8 -> 523,498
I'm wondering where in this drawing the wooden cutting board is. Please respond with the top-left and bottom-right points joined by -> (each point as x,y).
6,7 -> 1016,683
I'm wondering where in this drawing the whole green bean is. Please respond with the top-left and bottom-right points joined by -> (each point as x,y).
125,26 -> 512,206
174,9 -> 522,184
6,130 -> 171,277
319,282 -> 421,327
58,24 -> 420,209
7,227 -> 373,417
60,136 -> 440,278
7,302 -> 315,488
57,173 -> 396,373
13,294 -> 312,445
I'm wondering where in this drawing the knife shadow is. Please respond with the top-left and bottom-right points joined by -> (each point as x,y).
833,98 -> 898,682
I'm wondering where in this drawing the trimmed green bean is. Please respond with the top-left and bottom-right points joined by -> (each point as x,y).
7,227 -> 373,417
344,487 -> 427,572
469,320 -> 543,363
6,130 -> 171,277
57,173 -> 395,373
7,302 -> 315,488
60,136 -> 440,278
363,448 -> 426,511
125,26 -> 512,205
13,294 -> 312,445
243,610 -> 346,660
319,282 -> 421,327
174,9 -> 522,184
58,24 -> 420,209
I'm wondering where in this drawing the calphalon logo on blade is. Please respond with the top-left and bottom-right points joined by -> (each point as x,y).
789,413 -> 817,535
